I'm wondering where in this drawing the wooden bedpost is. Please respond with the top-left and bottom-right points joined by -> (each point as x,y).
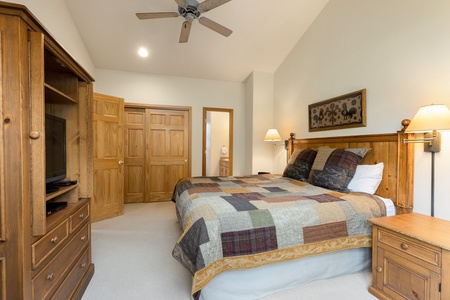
287,133 -> 295,160
396,119 -> 415,214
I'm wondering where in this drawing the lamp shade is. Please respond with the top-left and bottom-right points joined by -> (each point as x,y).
264,129 -> 282,141
405,104 -> 450,133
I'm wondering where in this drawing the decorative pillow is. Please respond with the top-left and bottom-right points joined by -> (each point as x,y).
283,148 -> 318,182
348,162 -> 384,194
287,149 -> 302,165
309,147 -> 370,192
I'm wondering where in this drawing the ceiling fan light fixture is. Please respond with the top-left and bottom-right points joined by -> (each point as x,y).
138,47 -> 149,57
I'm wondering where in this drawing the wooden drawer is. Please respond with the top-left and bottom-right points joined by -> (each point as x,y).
51,248 -> 91,300
69,203 -> 89,233
32,220 -> 69,269
377,228 -> 441,267
32,224 -> 90,300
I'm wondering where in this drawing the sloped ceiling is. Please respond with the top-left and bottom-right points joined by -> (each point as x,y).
64,0 -> 328,83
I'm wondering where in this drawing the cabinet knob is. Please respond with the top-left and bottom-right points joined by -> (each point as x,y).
79,213 -> 84,219
80,235 -> 86,241
376,266 -> 383,273
51,236 -> 58,244
29,131 -> 40,139
412,290 -> 419,299
118,160 -> 124,165
81,263 -> 86,268
401,243 -> 409,250
47,273 -> 54,281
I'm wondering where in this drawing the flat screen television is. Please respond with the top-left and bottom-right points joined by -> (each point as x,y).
45,114 -> 66,185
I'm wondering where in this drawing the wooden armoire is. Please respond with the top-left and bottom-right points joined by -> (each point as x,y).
0,2 -> 94,299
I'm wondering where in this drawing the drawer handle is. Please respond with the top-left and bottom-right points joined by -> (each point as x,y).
79,213 -> 84,219
81,263 -> 86,268
376,266 -> 383,273
47,273 -> 54,281
401,243 -> 409,250
412,290 -> 419,299
80,236 -> 86,241
51,236 -> 58,244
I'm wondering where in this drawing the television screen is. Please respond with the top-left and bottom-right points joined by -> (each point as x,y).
45,114 -> 66,184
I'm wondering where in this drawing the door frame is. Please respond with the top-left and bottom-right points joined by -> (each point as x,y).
202,107 -> 233,176
125,102 -> 192,177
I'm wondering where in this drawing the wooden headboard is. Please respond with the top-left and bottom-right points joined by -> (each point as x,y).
287,120 -> 414,214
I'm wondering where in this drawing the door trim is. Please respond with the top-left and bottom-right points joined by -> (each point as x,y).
202,107 -> 234,176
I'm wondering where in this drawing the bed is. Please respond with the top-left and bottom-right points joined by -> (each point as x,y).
172,123 -> 415,300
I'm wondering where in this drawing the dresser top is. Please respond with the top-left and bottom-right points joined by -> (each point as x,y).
369,213 -> 450,250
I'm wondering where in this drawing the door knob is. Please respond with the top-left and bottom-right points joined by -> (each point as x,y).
118,160 -> 124,165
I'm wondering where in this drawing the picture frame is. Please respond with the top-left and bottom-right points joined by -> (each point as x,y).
308,89 -> 366,132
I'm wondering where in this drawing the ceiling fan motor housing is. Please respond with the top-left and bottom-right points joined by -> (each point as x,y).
179,5 -> 201,21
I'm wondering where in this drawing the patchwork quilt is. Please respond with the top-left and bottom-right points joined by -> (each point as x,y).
172,174 -> 386,296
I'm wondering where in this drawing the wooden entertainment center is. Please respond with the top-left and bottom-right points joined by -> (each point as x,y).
0,2 -> 94,299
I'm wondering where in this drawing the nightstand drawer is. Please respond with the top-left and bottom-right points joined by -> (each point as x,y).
378,228 -> 441,267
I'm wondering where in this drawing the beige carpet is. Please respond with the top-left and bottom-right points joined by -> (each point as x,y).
82,202 -> 377,300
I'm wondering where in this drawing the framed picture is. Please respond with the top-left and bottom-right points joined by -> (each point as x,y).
308,89 -> 366,132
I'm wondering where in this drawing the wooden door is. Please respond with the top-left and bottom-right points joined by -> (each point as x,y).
146,109 -> 189,202
124,108 -> 146,203
92,93 -> 124,222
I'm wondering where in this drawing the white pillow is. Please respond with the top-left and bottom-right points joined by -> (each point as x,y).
348,162 -> 384,194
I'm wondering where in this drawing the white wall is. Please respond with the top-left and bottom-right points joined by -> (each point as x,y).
274,0 -> 450,220
94,69 -> 246,176
245,72 -> 277,174
5,0 -> 96,77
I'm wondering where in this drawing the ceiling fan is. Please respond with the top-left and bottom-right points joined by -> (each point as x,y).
136,0 -> 233,43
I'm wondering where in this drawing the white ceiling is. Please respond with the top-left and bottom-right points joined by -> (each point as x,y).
64,0 -> 328,83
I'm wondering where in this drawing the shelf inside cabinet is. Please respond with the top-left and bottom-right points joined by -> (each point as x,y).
45,184 -> 78,201
44,83 -> 77,104
44,48 -> 79,102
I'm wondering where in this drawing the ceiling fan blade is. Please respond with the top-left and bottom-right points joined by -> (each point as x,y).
174,0 -> 188,9
198,0 -> 231,13
179,21 -> 192,43
136,12 -> 179,20
198,17 -> 232,37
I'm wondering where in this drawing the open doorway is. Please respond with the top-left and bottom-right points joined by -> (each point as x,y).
202,107 -> 233,176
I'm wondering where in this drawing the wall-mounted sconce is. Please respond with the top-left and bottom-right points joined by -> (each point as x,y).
263,129 -> 282,142
264,129 -> 289,151
403,104 -> 450,216
264,128 -> 288,149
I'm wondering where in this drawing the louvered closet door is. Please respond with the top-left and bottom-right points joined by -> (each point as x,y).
146,109 -> 189,202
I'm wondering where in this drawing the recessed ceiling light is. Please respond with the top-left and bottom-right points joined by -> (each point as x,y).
138,47 -> 149,57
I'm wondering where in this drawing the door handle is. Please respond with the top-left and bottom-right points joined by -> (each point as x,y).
118,160 -> 124,165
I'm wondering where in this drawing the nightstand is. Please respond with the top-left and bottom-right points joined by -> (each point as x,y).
368,213 -> 450,300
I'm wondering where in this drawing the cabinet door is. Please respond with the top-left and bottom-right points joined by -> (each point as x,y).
29,31 -> 46,236
378,248 -> 441,300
